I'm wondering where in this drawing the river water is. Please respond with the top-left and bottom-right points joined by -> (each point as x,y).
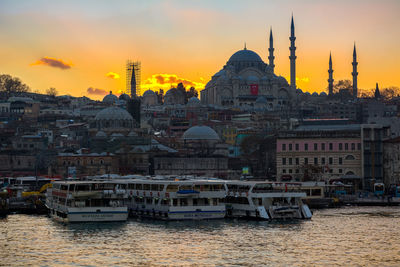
1,206 -> 400,266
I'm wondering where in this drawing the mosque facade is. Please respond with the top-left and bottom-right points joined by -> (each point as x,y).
200,17 -> 299,110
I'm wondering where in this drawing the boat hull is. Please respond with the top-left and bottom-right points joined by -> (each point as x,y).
49,207 -> 128,223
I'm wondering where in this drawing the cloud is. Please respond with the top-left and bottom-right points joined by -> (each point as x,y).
296,77 -> 310,83
143,74 -> 205,91
87,87 -> 108,96
30,56 -> 72,69
106,72 -> 120,79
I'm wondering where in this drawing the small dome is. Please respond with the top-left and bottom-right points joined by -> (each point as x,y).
110,133 -> 124,138
296,89 -> 303,94
95,131 -> 107,138
247,75 -> 259,84
143,90 -> 156,97
95,106 -> 133,121
228,49 -> 263,63
182,126 -> 220,141
103,91 -> 118,104
312,92 -> 319,96
320,92 -> 327,96
187,97 -> 201,106
119,93 -> 130,101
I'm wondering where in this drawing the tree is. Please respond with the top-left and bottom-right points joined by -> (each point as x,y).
46,87 -> 58,97
0,74 -> 30,97
186,87 -> 199,99
381,86 -> 400,101
332,79 -> 352,94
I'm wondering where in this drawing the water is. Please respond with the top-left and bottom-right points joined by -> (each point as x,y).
1,207 -> 400,266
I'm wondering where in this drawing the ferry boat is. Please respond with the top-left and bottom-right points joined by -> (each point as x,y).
225,181 -> 312,220
46,181 -> 128,223
116,178 -> 226,220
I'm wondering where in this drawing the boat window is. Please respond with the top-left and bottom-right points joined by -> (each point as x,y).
76,184 -> 90,191
193,185 -> 201,191
225,196 -> 249,204
213,198 -> 218,205
252,198 -> 262,205
173,199 -> 178,206
180,199 -> 188,206
161,199 -> 169,205
159,185 -> 164,191
252,184 -> 273,193
193,199 -> 198,206
146,197 -> 153,204
60,185 -> 68,191
311,188 -> 322,196
69,184 -> 75,191
211,184 -> 223,191
166,185 -> 179,192
202,184 -> 210,191
128,184 -> 135,189
143,184 -> 150,190
136,184 -> 142,190
151,184 -> 158,191
179,185 -> 192,191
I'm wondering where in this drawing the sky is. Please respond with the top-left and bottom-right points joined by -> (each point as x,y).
0,0 -> 399,100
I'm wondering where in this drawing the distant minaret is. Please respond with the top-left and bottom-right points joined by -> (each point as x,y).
130,65 -> 137,98
268,28 -> 275,73
352,44 -> 358,98
328,52 -> 334,95
289,15 -> 297,89
374,83 -> 381,99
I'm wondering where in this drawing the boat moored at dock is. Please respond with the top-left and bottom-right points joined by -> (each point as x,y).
46,181 -> 128,223
116,178 -> 226,220
225,181 -> 312,220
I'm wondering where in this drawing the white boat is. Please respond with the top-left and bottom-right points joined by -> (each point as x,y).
225,181 -> 312,220
46,181 -> 128,223
116,178 -> 226,220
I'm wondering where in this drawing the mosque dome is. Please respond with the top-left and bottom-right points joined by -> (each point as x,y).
228,49 -> 263,63
182,126 -> 220,141
187,97 -> 201,106
320,92 -> 327,96
95,131 -> 107,138
143,90 -> 156,97
213,69 -> 226,78
312,92 -> 319,96
247,75 -> 259,84
103,91 -> 118,104
95,106 -> 133,121
119,93 -> 130,101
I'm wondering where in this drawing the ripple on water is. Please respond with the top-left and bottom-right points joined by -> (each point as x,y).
1,207 -> 400,266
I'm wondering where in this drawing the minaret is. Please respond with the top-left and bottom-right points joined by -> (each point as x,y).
268,28 -> 275,73
374,83 -> 381,99
328,52 -> 334,95
130,64 -> 137,98
289,15 -> 297,89
352,44 -> 358,98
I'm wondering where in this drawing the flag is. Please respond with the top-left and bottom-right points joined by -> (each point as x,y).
250,84 -> 259,95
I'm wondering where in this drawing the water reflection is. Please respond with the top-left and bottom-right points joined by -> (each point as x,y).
1,207 -> 400,266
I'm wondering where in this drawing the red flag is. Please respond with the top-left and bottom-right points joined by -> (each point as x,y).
250,84 -> 259,95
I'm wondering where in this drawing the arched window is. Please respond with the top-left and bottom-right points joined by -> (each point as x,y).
345,171 -> 355,175
345,155 -> 355,160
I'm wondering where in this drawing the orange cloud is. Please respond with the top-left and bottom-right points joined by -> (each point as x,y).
143,74 -> 205,91
87,87 -> 107,96
30,56 -> 72,69
106,72 -> 120,79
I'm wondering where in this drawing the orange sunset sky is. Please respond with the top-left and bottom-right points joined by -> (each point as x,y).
0,0 -> 399,100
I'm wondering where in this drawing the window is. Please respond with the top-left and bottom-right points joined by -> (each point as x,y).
351,143 -> 355,150
339,143 -> 343,150
282,144 -> 286,151
345,155 -> 355,160
314,143 -> 318,150
296,158 -> 299,165
304,143 -> 308,151
321,143 -> 325,150
314,158 -> 318,165
329,157 -> 333,164
282,169 -> 286,173
357,143 -> 361,150
304,158 -> 308,164
339,169 -> 343,173
295,169 -> 299,173
321,157 -> 326,165
295,144 -> 299,151
289,144 -> 292,151
345,143 -> 349,150
282,158 -> 286,165
339,157 -> 343,165
289,158 -> 292,165
289,169 -> 292,173
329,169 -> 333,173
329,143 -> 333,151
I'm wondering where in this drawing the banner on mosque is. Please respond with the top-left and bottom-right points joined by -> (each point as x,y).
250,84 -> 259,95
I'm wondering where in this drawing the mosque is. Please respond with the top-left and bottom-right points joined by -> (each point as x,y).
200,16 -> 299,110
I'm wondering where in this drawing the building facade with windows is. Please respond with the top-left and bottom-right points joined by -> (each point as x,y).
276,125 -> 363,184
